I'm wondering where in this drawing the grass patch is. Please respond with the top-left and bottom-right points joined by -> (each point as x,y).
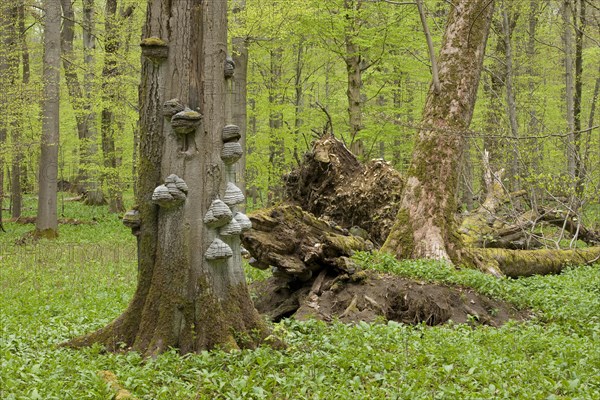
1,200 -> 599,398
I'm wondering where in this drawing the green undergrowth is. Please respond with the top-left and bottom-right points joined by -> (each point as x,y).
1,202 -> 599,399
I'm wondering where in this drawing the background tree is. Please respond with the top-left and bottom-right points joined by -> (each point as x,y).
35,0 -> 61,238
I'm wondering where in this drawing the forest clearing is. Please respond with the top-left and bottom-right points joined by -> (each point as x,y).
1,0 -> 599,398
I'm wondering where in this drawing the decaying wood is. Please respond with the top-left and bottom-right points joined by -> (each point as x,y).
284,134 -> 404,245
98,370 -> 137,400
471,247 -> 600,278
247,135 -> 599,282
460,151 -> 599,250
242,204 -> 373,282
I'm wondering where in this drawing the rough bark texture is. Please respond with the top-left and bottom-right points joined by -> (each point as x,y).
67,0 -> 268,356
36,0 -> 61,238
383,0 -> 495,262
242,205 -> 373,281
284,134 -> 404,245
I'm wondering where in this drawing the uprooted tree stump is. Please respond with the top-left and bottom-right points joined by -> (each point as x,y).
242,135 -> 599,324
284,134 -> 404,245
243,205 -> 527,325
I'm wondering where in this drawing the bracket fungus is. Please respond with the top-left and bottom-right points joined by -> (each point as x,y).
221,141 -> 243,165
223,182 -> 245,206
140,37 -> 168,62
151,184 -> 174,207
219,218 -> 242,237
152,175 -> 188,208
122,209 -> 140,230
205,238 -> 233,260
222,124 -> 241,143
171,108 -> 203,135
234,212 -> 252,232
203,199 -> 233,227
162,99 -> 185,118
224,55 -> 235,79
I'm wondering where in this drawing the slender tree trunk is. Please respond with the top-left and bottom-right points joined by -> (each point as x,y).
572,0 -> 585,196
68,0 -> 268,356
81,0 -> 105,205
101,0 -> 124,213
1,4 -> 21,219
562,0 -> 576,183
383,0 -> 495,263
293,38 -> 305,164
502,4 -> 520,191
36,0 -> 61,238
344,0 -> 363,144
267,48 -> 284,205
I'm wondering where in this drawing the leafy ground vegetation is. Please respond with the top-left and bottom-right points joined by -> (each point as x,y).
1,199 -> 599,399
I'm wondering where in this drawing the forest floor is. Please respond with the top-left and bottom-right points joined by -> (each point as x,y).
1,195 -> 600,399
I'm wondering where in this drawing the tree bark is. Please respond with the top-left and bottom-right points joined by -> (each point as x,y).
67,0 -> 268,356
36,0 -> 61,238
382,0 -> 495,263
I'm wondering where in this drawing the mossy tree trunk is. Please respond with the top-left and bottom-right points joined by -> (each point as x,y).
68,0 -> 268,356
382,0 -> 495,263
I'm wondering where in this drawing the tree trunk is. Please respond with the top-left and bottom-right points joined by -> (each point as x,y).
344,0 -> 363,144
572,0 -> 585,197
101,0 -> 125,214
501,5 -> 520,192
67,0 -> 268,356
382,0 -> 495,263
0,4 -> 20,220
562,1 -> 577,184
231,0 -> 247,212
36,0 -> 61,239
81,0 -> 105,206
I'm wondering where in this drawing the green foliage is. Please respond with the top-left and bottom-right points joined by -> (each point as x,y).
2,210 -> 600,399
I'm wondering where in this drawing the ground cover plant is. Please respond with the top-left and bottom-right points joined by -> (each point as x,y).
1,199 -> 599,399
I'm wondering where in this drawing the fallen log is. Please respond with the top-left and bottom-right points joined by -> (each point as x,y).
470,247 -> 600,278
242,205 -> 373,282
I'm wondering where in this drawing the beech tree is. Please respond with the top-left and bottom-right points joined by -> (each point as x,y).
36,0 -> 61,238
68,0 -> 268,355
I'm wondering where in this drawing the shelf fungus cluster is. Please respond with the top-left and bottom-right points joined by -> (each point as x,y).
152,174 -> 188,208
163,98 -> 202,152
122,209 -> 140,235
202,123 -> 252,262
140,37 -> 168,62
224,55 -> 235,79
